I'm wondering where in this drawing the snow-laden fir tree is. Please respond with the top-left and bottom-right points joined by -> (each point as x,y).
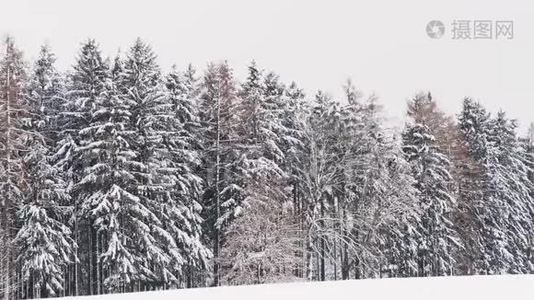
485,112 -> 534,273
76,63 -> 145,291
66,39 -> 109,138
457,98 -> 494,274
402,93 -> 458,276
25,45 -> 65,146
458,98 -> 505,273
109,38 -> 180,289
276,80 -> 308,278
198,61 -> 244,286
280,81 -> 308,187
159,64 -> 211,287
14,44 -> 77,298
0,37 -> 29,299
75,44 -> 175,291
65,39 -> 111,295
457,99 -> 534,274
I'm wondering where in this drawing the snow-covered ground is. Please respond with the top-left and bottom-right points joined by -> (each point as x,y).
61,275 -> 532,300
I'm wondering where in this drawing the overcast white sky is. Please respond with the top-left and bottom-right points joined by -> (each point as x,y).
1,0 -> 533,133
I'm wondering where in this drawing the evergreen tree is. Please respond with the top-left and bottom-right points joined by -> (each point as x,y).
457,99 -> 534,274
457,98 -> 493,274
66,39 -> 110,295
198,61 -> 244,286
402,93 -> 458,276
26,45 -> 66,146
77,64 -> 164,291
486,112 -> 534,273
111,38 -> 176,289
14,43 -> 76,298
159,65 -> 211,286
0,37 -> 29,299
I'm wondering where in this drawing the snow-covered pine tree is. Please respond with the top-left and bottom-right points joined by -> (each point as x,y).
279,81 -> 308,278
219,62 -> 298,285
261,69 -> 297,170
112,38 -> 178,289
26,45 -> 66,147
198,61 -> 244,286
444,100 -> 483,275
14,43 -> 76,299
0,37 -> 29,299
281,81 -> 308,185
456,99 -> 533,274
402,93 -> 458,277
76,60 -> 153,292
486,112 -> 534,273
67,39 -> 109,139
16,57 -> 73,298
456,98 -> 493,274
52,89 -> 81,295
159,64 -> 211,287
65,39 -> 110,295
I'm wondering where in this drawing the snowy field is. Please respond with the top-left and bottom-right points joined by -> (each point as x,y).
61,275 -> 532,300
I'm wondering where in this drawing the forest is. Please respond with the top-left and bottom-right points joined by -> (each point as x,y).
0,36 -> 532,299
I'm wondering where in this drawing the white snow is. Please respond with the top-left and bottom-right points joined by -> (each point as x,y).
60,275 -> 532,300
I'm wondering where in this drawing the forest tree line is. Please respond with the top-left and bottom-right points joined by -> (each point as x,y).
0,36 -> 533,299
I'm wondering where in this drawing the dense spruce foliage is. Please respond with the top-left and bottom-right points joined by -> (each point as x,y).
0,37 -> 532,299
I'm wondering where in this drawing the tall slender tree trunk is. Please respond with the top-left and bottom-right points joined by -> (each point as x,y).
320,200 -> 326,281
341,205 -> 350,280
74,217 -> 79,296
306,231 -> 313,281
3,58 -> 12,300
97,232 -> 101,295
213,93 -> 221,287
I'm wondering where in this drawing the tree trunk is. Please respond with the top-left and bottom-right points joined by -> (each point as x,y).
320,200 -> 326,281
212,93 -> 221,287
341,206 -> 350,280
